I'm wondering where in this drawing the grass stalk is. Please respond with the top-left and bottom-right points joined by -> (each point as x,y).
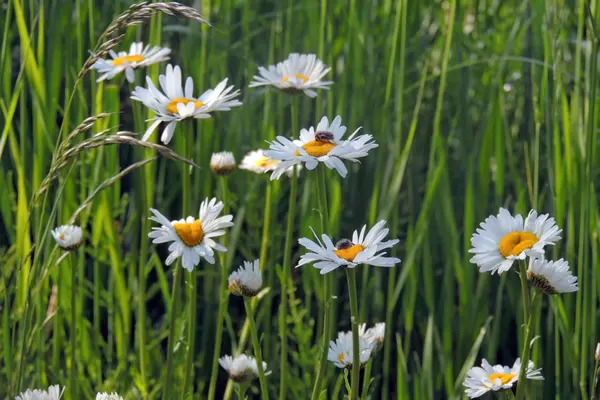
245,297 -> 270,400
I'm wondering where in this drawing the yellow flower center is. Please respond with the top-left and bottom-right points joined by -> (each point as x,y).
498,231 -> 539,258
281,73 -> 309,83
255,156 -> 279,168
166,98 -> 205,115
59,234 -> 65,241
295,140 -> 336,157
334,244 -> 365,262
487,372 -> 516,385
338,353 -> 345,362
173,219 -> 204,247
112,54 -> 145,66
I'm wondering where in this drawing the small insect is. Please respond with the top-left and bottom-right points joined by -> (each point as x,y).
315,131 -> 335,142
335,239 -> 353,250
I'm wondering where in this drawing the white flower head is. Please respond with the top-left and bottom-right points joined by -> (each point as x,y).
210,151 -> 237,176
249,53 -> 332,97
527,258 -> 578,294
364,322 -> 386,351
266,115 -> 377,179
219,354 -> 271,382
228,259 -> 262,297
95,393 -> 123,400
239,149 -> 301,177
328,332 -> 373,368
297,220 -> 401,275
51,225 -> 83,251
148,198 -> 233,271
91,42 -> 171,83
16,385 -> 64,400
469,208 -> 562,275
132,64 -> 242,145
463,358 -> 543,398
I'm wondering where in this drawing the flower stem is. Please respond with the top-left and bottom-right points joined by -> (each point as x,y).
162,261 -> 182,400
69,253 -> 77,399
311,165 -> 332,400
515,260 -> 532,400
279,165 -> 298,400
360,359 -> 372,400
245,297 -> 270,400
182,269 -> 198,396
346,268 -> 361,400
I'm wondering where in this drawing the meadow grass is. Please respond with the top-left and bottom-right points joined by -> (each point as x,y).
0,0 -> 599,399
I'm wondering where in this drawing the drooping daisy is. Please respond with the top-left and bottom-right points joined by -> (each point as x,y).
328,332 -> 373,368
95,393 -> 123,400
91,42 -> 171,83
15,385 -> 64,400
463,358 -> 543,398
297,220 -> 400,275
148,198 -> 233,271
364,322 -> 386,351
239,149 -> 301,177
266,115 -> 378,179
527,258 -> 578,294
210,151 -> 237,176
51,225 -> 83,251
228,259 -> 262,297
132,64 -> 242,145
249,53 -> 333,97
469,208 -> 562,275
219,354 -> 272,382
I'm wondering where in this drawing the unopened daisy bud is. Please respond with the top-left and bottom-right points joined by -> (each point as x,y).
16,385 -> 64,400
96,393 -> 123,400
228,259 -> 262,297
219,354 -> 271,382
527,258 -> 579,295
51,225 -> 83,251
595,343 -> 600,361
210,151 -> 237,175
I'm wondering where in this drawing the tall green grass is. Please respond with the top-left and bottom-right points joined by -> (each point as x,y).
1,0 -> 599,399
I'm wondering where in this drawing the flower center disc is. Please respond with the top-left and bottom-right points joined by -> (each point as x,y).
297,140 -> 336,157
112,54 -> 145,66
281,73 -> 309,83
488,372 -> 516,385
334,244 -> 365,262
255,156 -> 279,168
337,353 -> 345,362
166,98 -> 205,115
173,219 -> 204,247
498,231 -> 539,258
59,234 -> 65,241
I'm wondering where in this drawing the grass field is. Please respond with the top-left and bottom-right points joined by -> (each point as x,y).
1,0 -> 599,399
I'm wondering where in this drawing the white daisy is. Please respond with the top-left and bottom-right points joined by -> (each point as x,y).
210,151 -> 237,175
95,393 -> 123,400
249,53 -> 333,97
239,149 -> 301,177
148,198 -> 233,271
469,208 -> 562,275
51,225 -> 83,251
364,322 -> 386,351
265,115 -> 378,179
327,332 -> 373,368
527,258 -> 579,294
132,64 -> 242,145
15,385 -> 64,400
91,42 -> 171,83
463,358 -> 543,398
219,354 -> 272,382
297,220 -> 400,275
228,259 -> 262,297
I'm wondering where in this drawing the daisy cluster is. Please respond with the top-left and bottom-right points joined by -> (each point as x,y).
328,323 -> 386,368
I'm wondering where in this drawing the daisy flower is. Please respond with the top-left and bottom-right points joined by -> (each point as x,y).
469,208 -> 562,275
228,259 -> 262,297
328,332 -> 373,368
219,354 -> 272,382
364,322 -> 386,351
249,53 -> 332,97
527,258 -> 579,294
132,64 -> 242,145
148,198 -> 233,271
51,225 -> 83,251
96,393 -> 123,400
15,385 -> 64,400
297,220 -> 400,275
210,151 -> 237,176
91,42 -> 171,83
266,115 -> 378,179
463,358 -> 543,398
239,149 -> 301,177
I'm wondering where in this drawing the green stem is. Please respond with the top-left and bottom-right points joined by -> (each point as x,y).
183,270 -> 198,396
279,165 -> 298,400
591,356 -> 600,400
69,253 -> 77,399
516,260 -> 533,400
360,359 -> 373,400
259,182 -> 273,272
245,297 -> 270,400
346,268 -> 360,400
162,262 -> 182,400
311,165 -> 332,400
